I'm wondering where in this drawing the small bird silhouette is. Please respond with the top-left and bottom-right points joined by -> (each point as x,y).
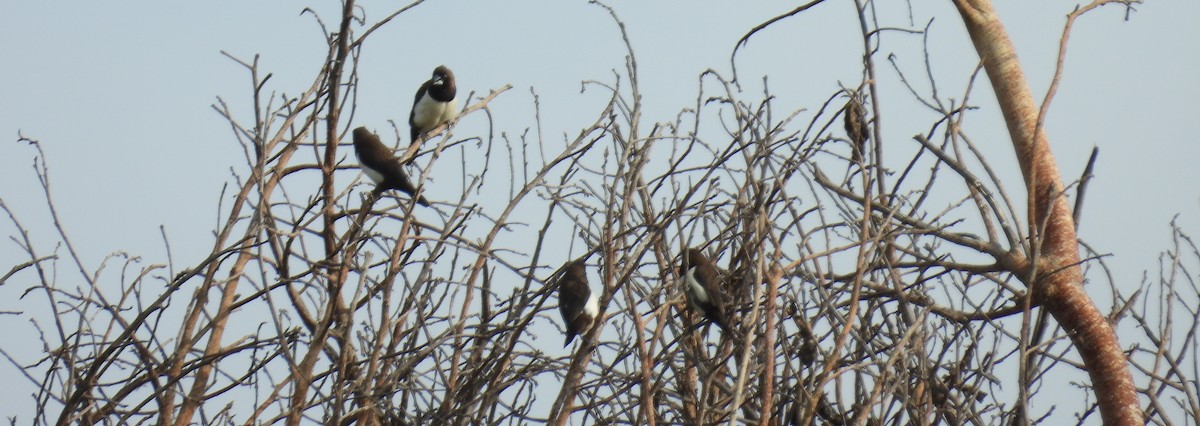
409,65 -> 458,148
352,127 -> 430,207
679,248 -> 732,335
844,93 -> 869,164
558,258 -> 598,347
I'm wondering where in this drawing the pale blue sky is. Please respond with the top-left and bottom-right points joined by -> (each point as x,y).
1,0 -> 1197,422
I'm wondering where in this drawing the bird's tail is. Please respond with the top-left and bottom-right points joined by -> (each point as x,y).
374,184 -> 432,207
713,314 -> 743,343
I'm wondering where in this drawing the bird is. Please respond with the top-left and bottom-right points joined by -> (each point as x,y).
788,302 -> 818,367
679,248 -> 732,334
351,126 -> 431,207
558,259 -> 598,347
844,92 -> 869,164
727,240 -> 758,305
409,65 -> 458,148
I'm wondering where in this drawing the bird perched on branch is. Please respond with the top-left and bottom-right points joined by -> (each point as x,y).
844,92 -> 869,164
351,126 -> 430,207
680,248 -> 733,335
558,258 -> 598,347
409,65 -> 458,148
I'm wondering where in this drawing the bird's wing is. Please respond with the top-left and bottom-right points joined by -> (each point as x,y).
559,281 -> 588,322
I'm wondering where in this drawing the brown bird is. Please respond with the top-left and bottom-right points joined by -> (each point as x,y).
727,240 -> 758,305
409,65 -> 458,147
790,304 -> 818,367
558,259 -> 597,347
351,127 -> 430,207
679,248 -> 732,334
844,93 -> 869,164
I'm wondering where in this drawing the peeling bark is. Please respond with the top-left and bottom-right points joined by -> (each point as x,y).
951,0 -> 1141,424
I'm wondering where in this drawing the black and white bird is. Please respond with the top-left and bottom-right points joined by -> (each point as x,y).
679,248 -> 732,334
351,126 -> 430,207
558,259 -> 598,347
843,92 -> 869,164
409,65 -> 458,147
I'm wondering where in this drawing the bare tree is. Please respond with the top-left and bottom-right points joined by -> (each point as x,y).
1,1 -> 1187,425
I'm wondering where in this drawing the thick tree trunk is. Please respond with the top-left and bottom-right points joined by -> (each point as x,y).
950,0 -> 1141,424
